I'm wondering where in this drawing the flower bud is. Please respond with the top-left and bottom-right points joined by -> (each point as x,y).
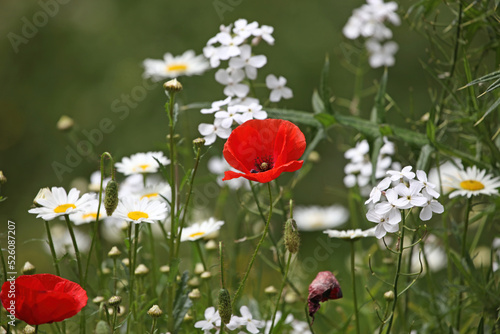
200,271 -> 212,280
0,171 -> 6,185
264,285 -> 278,295
308,151 -> 321,163
160,265 -> 170,273
183,313 -> 193,322
384,290 -> 395,301
33,187 -> 50,207
188,288 -> 201,300
108,296 -> 122,307
194,263 -> 205,275
122,258 -> 130,267
135,264 -> 149,276
164,78 -> 183,92
22,261 -> 36,275
147,305 -> 163,318
24,325 -> 36,334
193,138 -> 206,149
57,115 -> 74,132
104,180 -> 119,216
187,277 -> 200,287
102,267 -> 111,275
108,246 -> 121,259
93,296 -> 105,304
205,239 -> 218,251
218,288 -> 232,324
284,218 -> 300,254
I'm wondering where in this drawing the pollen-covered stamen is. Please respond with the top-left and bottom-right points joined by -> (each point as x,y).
253,156 -> 274,173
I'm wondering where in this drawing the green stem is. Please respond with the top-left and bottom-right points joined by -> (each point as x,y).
64,215 -> 83,283
456,197 -> 471,330
150,318 -> 157,334
269,252 -> 292,333
112,307 -> 118,334
131,224 -> 140,326
44,221 -> 61,276
175,146 -> 202,258
195,240 -> 207,271
232,183 -> 273,306
147,224 -> 158,299
385,213 -> 406,333
350,241 -> 361,334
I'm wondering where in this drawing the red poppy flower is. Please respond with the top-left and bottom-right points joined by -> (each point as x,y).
222,119 -> 306,183
0,274 -> 87,325
308,271 -> 343,323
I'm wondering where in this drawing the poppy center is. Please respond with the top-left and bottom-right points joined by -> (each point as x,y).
166,64 -> 188,72
54,204 -> 76,213
189,232 -> 205,239
251,156 -> 274,173
128,211 -> 149,220
460,180 -> 485,191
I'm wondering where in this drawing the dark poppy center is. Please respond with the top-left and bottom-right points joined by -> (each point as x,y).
250,156 -> 274,173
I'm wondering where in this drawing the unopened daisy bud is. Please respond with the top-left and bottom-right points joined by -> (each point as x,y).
108,305 -> 125,316
104,180 -> 119,216
147,305 -> 163,318
284,291 -> 298,304
200,271 -> 212,280
22,261 -> 36,275
183,313 -> 193,322
135,264 -> 149,276
264,285 -> 278,295
122,258 -> 130,267
33,187 -> 50,207
102,267 -> 111,275
108,246 -> 121,259
205,239 -> 218,251
0,171 -> 6,185
384,290 -> 395,301
24,325 -> 36,334
93,296 -> 105,304
108,295 -> 122,307
188,288 -> 201,300
164,78 -> 183,92
166,134 -> 181,143
218,288 -> 232,324
160,265 -> 170,273
57,115 -> 74,132
193,138 -> 205,149
284,218 -> 300,254
188,277 -> 200,287
194,263 -> 205,275
308,151 -> 321,163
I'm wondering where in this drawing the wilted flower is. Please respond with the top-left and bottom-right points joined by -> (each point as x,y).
307,271 -> 343,323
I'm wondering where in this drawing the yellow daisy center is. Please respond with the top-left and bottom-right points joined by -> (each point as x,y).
138,164 -> 150,171
82,213 -> 98,220
189,232 -> 205,239
128,211 -> 149,220
141,193 -> 159,200
166,64 -> 188,72
54,204 -> 76,213
460,180 -> 485,191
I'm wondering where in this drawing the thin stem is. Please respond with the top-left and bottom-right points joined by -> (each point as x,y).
269,252 -> 292,333
147,224 -> 158,299
64,215 -> 83,283
44,221 -> 61,276
150,318 -> 158,334
232,183 -> 273,306
350,241 -> 361,334
456,197 -> 471,331
35,325 -> 39,334
195,240 -> 207,270
131,224 -> 140,325
385,213 -> 406,333
111,307 -> 118,334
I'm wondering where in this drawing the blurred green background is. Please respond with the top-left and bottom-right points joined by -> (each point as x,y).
0,0 -> 432,329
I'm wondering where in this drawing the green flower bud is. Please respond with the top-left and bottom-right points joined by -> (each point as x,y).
218,288 -> 232,324
104,180 -> 119,216
284,218 -> 300,254
22,261 -> 36,275
147,305 -> 163,318
384,290 -> 395,301
164,78 -> 183,92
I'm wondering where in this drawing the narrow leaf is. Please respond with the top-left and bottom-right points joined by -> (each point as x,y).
416,144 -> 434,171
173,271 -> 194,333
474,97 -> 500,126
312,90 -> 326,114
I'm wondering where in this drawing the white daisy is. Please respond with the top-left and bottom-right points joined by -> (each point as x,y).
115,151 -> 170,176
180,218 -> 225,242
142,50 -> 209,82
444,165 -> 500,198
134,182 -> 172,203
294,205 -> 349,231
71,199 -> 108,225
324,227 -> 377,239
427,159 -> 463,194
113,197 -> 168,224
28,187 -> 95,221
88,171 -> 111,192
266,74 -> 293,102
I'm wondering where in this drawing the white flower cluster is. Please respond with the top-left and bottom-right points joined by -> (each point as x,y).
343,137 -> 400,195
198,19 -> 293,145
365,166 -> 444,239
343,0 -> 400,68
194,307 -> 310,334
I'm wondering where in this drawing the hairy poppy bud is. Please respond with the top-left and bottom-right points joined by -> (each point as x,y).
284,218 -> 300,254
104,180 -> 118,216
307,271 -> 343,324
218,288 -> 232,324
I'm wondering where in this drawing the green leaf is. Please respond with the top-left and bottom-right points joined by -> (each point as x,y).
479,77 -> 500,97
173,271 -> 194,334
371,68 -> 388,123
416,144 -> 434,171
312,90 -> 325,114
314,113 -> 336,128
266,108 -> 322,128
95,320 -> 111,334
474,97 -> 500,126
461,69 -> 500,88
319,54 -> 332,114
